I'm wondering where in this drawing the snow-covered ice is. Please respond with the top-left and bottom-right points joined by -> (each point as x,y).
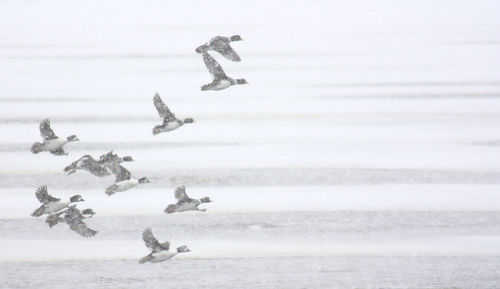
1,0 -> 500,288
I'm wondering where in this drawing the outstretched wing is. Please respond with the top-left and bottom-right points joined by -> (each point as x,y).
114,165 -> 131,182
142,228 -> 170,252
213,44 -> 241,62
202,52 -> 227,80
174,185 -> 191,202
40,119 -> 58,140
68,219 -> 98,237
153,93 -> 175,121
35,185 -> 60,204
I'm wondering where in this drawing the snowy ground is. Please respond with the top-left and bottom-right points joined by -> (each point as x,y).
1,0 -> 500,288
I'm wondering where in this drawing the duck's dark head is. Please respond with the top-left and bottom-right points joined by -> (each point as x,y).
176,245 -> 191,253
200,197 -> 212,203
138,177 -> 150,184
67,135 -> 79,142
164,204 -> 176,214
123,156 -> 134,162
236,79 -> 248,85
183,118 -> 194,124
230,35 -> 242,41
82,208 -> 96,217
63,162 -> 77,174
70,195 -> 84,203
152,125 -> 163,135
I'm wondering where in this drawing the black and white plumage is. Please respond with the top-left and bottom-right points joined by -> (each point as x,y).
45,205 -> 97,237
201,52 -> 248,91
139,228 -> 190,264
105,165 -> 150,196
64,155 -> 111,177
31,185 -> 85,217
152,93 -> 194,135
31,119 -> 79,155
195,35 -> 243,62
164,185 -> 212,214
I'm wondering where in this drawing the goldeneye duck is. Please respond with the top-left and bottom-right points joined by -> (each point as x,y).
63,155 -> 111,177
98,151 -> 134,173
196,35 -> 243,62
31,185 -> 84,217
164,185 -> 212,214
201,52 -> 248,91
152,93 -> 194,135
31,119 -> 79,155
139,227 -> 190,264
105,165 -> 150,196
45,205 -> 97,237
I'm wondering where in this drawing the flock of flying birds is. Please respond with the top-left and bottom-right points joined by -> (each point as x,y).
29,35 -> 246,263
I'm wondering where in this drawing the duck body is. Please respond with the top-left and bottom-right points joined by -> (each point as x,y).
164,186 -> 212,214
139,228 -> 190,264
31,119 -> 79,155
105,165 -> 150,196
64,155 -> 111,177
196,35 -> 242,62
31,185 -> 84,217
200,52 -> 247,91
152,93 -> 194,135
140,250 -> 178,263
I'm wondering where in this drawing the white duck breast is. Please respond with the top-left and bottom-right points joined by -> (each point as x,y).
43,201 -> 70,214
213,79 -> 232,90
44,138 -> 68,151
149,250 -> 178,263
162,121 -> 182,132
113,179 -> 139,192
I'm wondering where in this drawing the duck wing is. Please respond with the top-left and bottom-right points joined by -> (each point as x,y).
40,119 -> 58,140
153,93 -> 175,121
202,52 -> 227,80
212,43 -> 241,62
142,228 -> 170,252
67,218 -> 98,237
174,185 -> 192,202
35,185 -> 60,204
114,165 -> 131,182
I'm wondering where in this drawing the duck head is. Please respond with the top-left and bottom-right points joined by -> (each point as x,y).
67,135 -> 79,142
230,35 -> 242,41
81,208 -> 96,217
176,245 -> 191,253
70,195 -> 84,203
138,177 -> 150,184
236,79 -> 248,85
183,118 -> 194,124
200,197 -> 212,203
123,156 -> 134,162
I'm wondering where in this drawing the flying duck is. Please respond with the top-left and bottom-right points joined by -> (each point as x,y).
31,185 -> 84,217
45,205 -> 97,237
105,165 -> 150,196
201,52 -> 247,91
98,151 -> 134,172
196,35 -> 243,62
139,227 -> 190,264
63,155 -> 111,177
164,185 -> 212,214
152,93 -> 194,135
31,119 -> 79,155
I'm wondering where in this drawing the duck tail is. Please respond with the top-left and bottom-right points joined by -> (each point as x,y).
31,142 -> 43,154
105,186 -> 116,196
31,207 -> 44,217
139,255 -> 151,264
